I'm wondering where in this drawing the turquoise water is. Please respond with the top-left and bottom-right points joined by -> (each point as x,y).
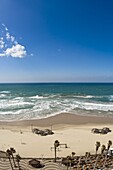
0,83 -> 113,120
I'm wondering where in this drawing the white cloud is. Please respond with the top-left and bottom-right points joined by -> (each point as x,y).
2,23 -> 5,27
0,44 -> 27,58
0,24 -> 28,58
5,27 -> 8,31
0,37 -> 5,49
10,36 -> 15,42
30,53 -> 33,56
6,32 -> 10,40
6,32 -> 15,42
5,44 -> 26,58
0,53 -> 5,57
2,23 -> 8,31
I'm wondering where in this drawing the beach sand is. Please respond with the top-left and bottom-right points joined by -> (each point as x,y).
0,113 -> 113,158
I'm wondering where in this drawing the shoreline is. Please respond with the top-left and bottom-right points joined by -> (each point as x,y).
0,112 -> 113,127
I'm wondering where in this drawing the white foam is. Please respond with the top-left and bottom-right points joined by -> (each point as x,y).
1,93 -> 113,120
75,101 -> 113,111
14,97 -> 24,100
74,95 -> 94,99
0,94 -> 6,98
109,95 -> 113,101
0,91 -> 10,94
29,95 -> 45,99
0,101 -> 34,110
84,95 -> 94,98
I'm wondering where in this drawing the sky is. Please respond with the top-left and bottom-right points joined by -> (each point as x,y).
0,0 -> 113,82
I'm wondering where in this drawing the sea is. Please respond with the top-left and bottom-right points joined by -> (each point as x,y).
0,83 -> 113,121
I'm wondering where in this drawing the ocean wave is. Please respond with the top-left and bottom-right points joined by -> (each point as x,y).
82,95 -> 93,98
29,94 -> 61,99
0,101 -> 34,111
74,95 -> 94,99
1,83 -> 113,120
108,95 -> 113,101
75,101 -> 113,111
1,93 -> 113,120
29,95 -> 46,99
1,96 -> 113,112
0,91 -> 10,94
0,94 -> 6,98
14,97 -> 24,100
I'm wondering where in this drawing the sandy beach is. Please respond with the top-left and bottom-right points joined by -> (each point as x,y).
0,113 -> 113,158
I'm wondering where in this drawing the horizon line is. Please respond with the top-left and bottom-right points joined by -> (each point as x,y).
0,82 -> 113,84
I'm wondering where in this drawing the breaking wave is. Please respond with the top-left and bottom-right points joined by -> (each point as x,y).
0,83 -> 113,120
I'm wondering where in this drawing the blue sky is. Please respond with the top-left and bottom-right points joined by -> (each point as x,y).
0,0 -> 113,82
